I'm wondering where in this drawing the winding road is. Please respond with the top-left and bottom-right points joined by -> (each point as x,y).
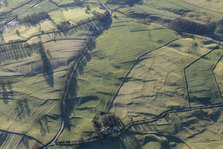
1,0 -> 223,148
45,2 -> 223,148
41,1 -> 112,148
55,102 -> 223,146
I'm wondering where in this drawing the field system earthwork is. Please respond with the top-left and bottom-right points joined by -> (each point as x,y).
0,0 -> 223,149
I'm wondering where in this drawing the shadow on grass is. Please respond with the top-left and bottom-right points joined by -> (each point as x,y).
15,98 -> 31,120
0,81 -> 14,104
62,15 -> 112,132
63,47 -> 94,131
38,114 -> 60,136
78,130 -> 142,149
38,43 -> 54,87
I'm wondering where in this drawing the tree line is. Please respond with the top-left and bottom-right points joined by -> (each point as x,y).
20,12 -> 50,26
0,42 -> 39,64
171,18 -> 216,36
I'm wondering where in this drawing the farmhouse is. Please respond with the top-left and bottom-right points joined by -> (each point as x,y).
93,111 -> 123,137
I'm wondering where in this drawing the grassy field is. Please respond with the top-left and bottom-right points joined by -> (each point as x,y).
118,0 -> 223,24
56,0 -> 223,147
51,0 -> 74,5
185,46 -> 223,106
111,37 -> 217,122
0,0 -> 28,12
0,80 -> 61,143
0,0 -> 106,148
2,3 -> 104,42
57,11 -> 178,141
76,107 -> 223,149
183,0 -> 223,13
0,0 -> 223,148
49,7 -> 95,25
213,47 -> 223,102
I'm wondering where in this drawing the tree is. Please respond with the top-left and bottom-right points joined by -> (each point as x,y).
16,30 -> 21,37
21,12 -> 50,26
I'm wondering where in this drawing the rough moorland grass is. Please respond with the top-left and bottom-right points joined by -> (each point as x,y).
167,0 -> 223,20
214,55 -> 223,99
183,0 -> 223,13
0,4 -> 100,145
141,0 -> 223,21
111,37 -> 214,123
122,4 -> 179,19
0,91 -> 61,144
185,47 -> 223,105
57,12 -> 178,141
12,70 -> 66,99
0,38 -> 90,145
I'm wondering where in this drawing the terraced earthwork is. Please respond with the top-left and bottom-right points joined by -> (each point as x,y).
0,0 -> 223,149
